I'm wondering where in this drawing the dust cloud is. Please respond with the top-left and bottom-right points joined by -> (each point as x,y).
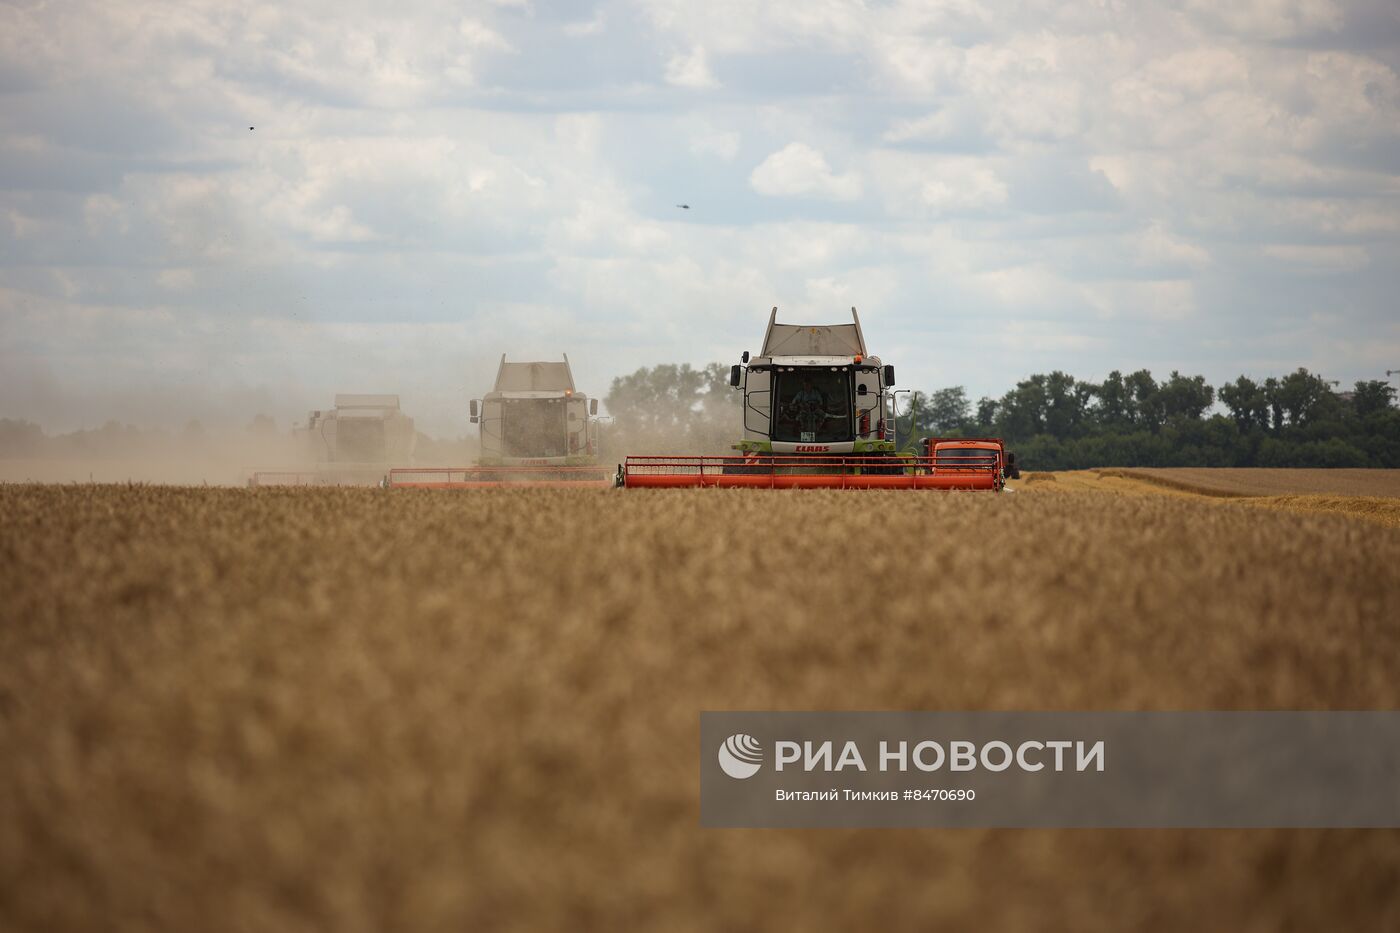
0,417 -> 479,486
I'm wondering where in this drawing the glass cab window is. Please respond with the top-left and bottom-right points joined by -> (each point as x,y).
772,370 -> 852,443
935,447 -> 996,469
502,398 -> 567,457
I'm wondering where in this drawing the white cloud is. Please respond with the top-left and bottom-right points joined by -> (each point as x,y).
639,0 -> 871,56
458,18 -> 513,51
864,152 -> 1007,217
920,165 -> 1007,212
1183,0 -> 1344,41
688,123 -> 741,160
750,143 -> 863,200
665,45 -> 718,88
1135,225 -> 1210,270
1261,243 -> 1370,273
157,268 -> 197,290
883,111 -> 960,144
563,12 -> 607,37
1086,280 -> 1198,322
7,210 -> 38,239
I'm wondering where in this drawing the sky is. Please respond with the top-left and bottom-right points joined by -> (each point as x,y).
2,0 -> 1399,436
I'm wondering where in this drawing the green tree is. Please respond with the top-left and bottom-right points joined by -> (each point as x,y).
974,396 -> 998,433
1095,370 -> 1134,429
1262,377 -> 1284,432
695,362 -> 741,450
995,376 -> 1047,441
1219,376 -> 1268,431
1274,368 -> 1335,427
926,386 -> 971,434
1043,371 -> 1094,438
606,364 -> 706,439
1352,380 -> 1397,418
1158,371 -> 1214,422
1125,370 -> 1163,430
605,363 -> 737,453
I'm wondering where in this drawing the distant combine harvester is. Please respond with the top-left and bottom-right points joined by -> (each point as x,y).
386,354 -> 612,488
248,394 -> 415,487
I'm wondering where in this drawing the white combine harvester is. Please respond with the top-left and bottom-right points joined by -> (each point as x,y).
387,354 -> 610,488
249,394 -> 416,486
619,307 -> 1013,489
730,306 -> 898,457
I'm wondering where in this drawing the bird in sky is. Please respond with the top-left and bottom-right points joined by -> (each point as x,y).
676,204 -> 690,209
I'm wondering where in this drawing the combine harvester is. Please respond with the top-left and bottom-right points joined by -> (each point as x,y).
618,307 -> 1016,490
387,354 -> 610,488
250,394 -> 416,487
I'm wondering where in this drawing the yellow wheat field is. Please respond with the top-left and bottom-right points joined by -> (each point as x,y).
1108,467 -> 1400,498
1025,467 -> 1400,527
2,482 -> 1400,931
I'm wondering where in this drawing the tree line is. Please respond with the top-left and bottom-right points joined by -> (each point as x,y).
896,369 -> 1399,469
602,364 -> 1400,468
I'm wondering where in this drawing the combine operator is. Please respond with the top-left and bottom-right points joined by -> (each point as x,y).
783,377 -> 842,442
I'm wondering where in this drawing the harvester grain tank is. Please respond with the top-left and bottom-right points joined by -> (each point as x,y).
387,354 -> 610,487
618,307 -> 1015,490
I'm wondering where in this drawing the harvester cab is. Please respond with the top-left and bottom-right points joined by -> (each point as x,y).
728,306 -> 896,456
386,354 -> 609,488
